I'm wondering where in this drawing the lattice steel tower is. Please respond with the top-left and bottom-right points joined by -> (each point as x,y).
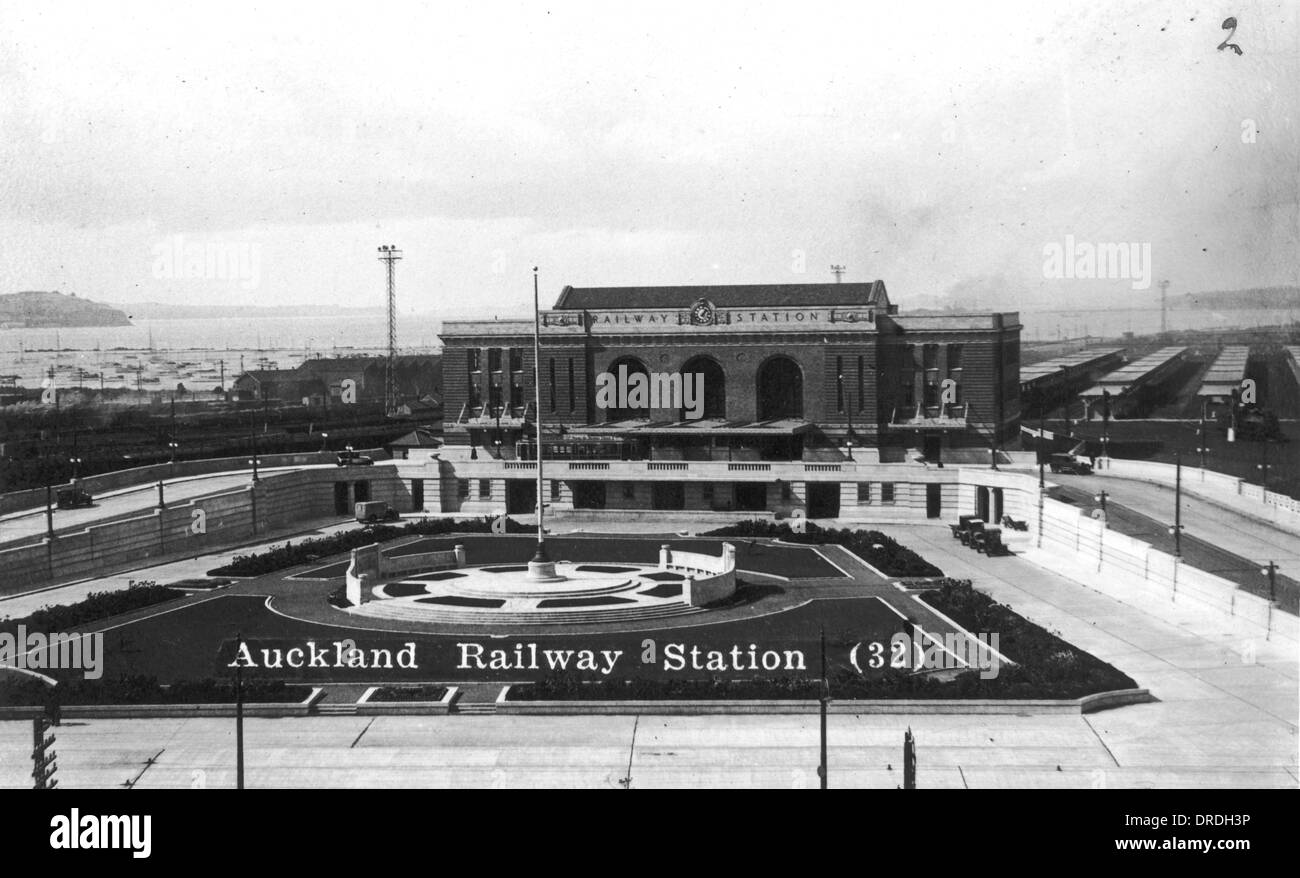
378,245 -> 403,412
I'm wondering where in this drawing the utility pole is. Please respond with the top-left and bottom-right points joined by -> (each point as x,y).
235,632 -> 245,790
1171,451 -> 1184,558
530,267 -> 550,571
1159,279 -> 1170,334
378,244 -> 403,414
903,727 -> 916,790
819,625 -> 828,789
830,264 -> 845,283
1198,399 -> 1208,469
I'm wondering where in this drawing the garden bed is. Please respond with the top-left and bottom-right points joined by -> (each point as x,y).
703,521 -> 942,577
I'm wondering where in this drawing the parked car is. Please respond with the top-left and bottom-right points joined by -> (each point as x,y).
354,501 -> 398,524
972,526 -> 1010,556
336,450 -> 374,467
1048,453 -> 1093,475
55,486 -> 94,509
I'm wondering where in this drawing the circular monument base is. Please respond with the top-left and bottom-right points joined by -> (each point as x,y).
526,559 -> 564,582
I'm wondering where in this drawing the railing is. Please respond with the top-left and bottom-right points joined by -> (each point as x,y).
804,463 -> 842,472
728,463 -> 771,471
647,462 -> 689,471
504,462 -> 536,470
567,462 -> 610,471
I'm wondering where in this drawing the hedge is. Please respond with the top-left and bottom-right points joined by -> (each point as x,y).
208,515 -> 530,577
703,520 -> 943,577
0,584 -> 185,637
370,685 -> 449,702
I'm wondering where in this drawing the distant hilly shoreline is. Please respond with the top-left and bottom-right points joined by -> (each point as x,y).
0,291 -> 132,328
108,302 -> 385,320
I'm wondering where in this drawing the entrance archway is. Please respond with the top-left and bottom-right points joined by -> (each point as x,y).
679,355 -> 726,420
756,356 -> 803,420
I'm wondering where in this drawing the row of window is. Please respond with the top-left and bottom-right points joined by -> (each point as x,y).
456,478 -> 898,505
466,349 -> 578,414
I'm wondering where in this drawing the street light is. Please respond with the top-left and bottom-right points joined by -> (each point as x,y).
1168,451 -> 1184,558
1260,561 -> 1278,603
1093,490 -> 1108,516
68,456 -> 81,480
320,432 -> 329,452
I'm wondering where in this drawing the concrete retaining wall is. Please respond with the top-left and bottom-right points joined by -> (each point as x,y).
0,466 -> 409,594
1037,494 -> 1296,641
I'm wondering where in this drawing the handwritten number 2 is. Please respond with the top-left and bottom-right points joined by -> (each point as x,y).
1218,17 -> 1243,55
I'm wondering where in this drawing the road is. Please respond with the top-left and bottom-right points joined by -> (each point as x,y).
0,465 -> 341,547
1043,471 -> 1300,570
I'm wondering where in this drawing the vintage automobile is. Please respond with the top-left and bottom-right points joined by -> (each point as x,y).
354,501 -> 399,524
55,485 -> 94,509
1048,453 -> 1093,475
336,450 -> 375,467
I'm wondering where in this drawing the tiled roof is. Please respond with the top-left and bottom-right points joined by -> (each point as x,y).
552,281 -> 889,311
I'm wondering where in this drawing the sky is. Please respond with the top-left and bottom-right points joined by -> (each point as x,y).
0,0 -> 1296,315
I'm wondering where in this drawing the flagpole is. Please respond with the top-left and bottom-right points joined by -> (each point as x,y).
530,266 -> 550,568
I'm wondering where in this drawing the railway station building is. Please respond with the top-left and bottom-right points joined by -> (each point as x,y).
427,282 -> 1023,520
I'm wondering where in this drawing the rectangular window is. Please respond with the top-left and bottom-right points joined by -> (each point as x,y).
857,482 -> 871,504
488,348 -> 502,373
901,345 -> 916,408
548,359 -> 557,411
467,349 -> 481,372
781,481 -> 792,500
881,482 -> 895,504
550,481 -> 561,501
701,483 -> 714,501
478,479 -> 492,499
836,356 -> 844,412
509,347 -> 524,372
622,483 -> 635,500
457,478 -> 469,499
568,358 -> 576,411
946,344 -> 963,406
857,355 -> 865,412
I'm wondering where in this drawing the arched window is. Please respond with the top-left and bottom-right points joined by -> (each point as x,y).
602,356 -> 650,420
756,355 -> 803,420
679,356 -> 726,420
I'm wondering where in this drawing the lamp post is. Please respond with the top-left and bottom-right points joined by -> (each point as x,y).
1094,490 -> 1108,516
839,373 -> 855,462
1261,561 -> 1278,603
69,456 -> 81,480
320,432 -> 329,453
1169,452 -> 1184,558
1197,400 -> 1208,469
818,625 -> 828,790
249,417 -> 260,483
234,631 -> 245,790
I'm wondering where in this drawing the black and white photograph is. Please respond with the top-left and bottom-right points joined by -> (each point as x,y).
0,0 -> 1295,854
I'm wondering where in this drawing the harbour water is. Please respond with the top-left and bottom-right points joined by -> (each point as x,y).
0,307 -> 1294,391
